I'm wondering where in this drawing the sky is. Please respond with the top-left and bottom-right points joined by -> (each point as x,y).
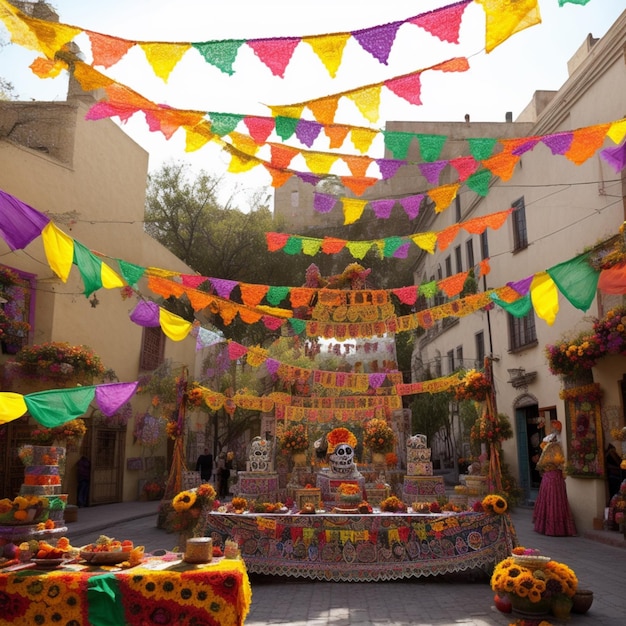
0,0 -> 624,207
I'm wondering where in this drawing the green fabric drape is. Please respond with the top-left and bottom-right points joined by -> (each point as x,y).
24,386 -> 95,427
547,252 -> 599,311
87,573 -> 126,626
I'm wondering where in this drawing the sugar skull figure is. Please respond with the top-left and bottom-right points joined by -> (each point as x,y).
326,427 -> 360,477
249,436 -> 271,472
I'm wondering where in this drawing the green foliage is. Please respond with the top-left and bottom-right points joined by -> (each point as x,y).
410,389 -> 454,445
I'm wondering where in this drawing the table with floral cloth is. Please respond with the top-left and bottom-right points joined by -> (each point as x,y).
205,510 -> 517,582
0,555 -> 251,626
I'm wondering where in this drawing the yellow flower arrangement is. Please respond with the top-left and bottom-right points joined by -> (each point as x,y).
337,483 -> 361,497
379,495 -> 407,513
482,493 -> 508,515
362,418 -> 395,453
172,489 -> 197,512
491,551 -> 578,609
165,484 -> 216,535
231,497 -> 248,512
279,423 -> 309,453
455,369 -> 492,401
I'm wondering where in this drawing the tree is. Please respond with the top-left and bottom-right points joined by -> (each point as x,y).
144,161 -> 311,343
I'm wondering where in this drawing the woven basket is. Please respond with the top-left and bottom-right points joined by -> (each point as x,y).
512,555 -> 551,569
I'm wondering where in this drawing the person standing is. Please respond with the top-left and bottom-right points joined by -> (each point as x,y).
217,451 -> 231,498
76,455 -> 91,508
195,448 -> 213,482
533,420 -> 577,536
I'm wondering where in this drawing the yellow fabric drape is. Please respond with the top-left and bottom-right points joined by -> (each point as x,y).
159,308 -> 193,341
41,222 -> 74,282
530,271 -> 559,326
0,393 -> 28,424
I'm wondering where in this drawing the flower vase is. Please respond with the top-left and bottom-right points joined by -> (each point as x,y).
508,594 -> 551,617
372,452 -> 385,466
292,452 -> 307,467
551,595 -> 573,620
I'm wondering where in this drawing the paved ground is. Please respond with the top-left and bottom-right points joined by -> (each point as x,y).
63,502 -> 626,625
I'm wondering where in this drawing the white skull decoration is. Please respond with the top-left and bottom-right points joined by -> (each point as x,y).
249,436 -> 271,472
329,442 -> 356,476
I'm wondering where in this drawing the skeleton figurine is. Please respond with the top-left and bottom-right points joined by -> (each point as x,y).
248,436 -> 272,472
328,442 -> 358,477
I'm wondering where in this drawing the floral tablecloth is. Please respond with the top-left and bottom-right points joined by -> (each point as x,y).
205,510 -> 517,582
0,555 -> 251,626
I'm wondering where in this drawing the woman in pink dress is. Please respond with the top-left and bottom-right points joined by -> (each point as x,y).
533,420 -> 577,536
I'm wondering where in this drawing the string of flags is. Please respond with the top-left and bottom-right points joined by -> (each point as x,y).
0,0 -> 540,81
1,185 -> 625,345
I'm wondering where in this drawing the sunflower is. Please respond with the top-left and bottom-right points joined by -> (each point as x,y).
172,490 -> 197,512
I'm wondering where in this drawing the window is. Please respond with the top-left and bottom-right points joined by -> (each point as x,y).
475,331 -> 485,368
512,197 -> 528,251
447,349 -> 455,374
456,345 -> 463,369
455,196 -> 461,223
455,246 -> 463,273
435,267 -> 445,307
140,327 -> 166,371
466,239 -> 475,270
445,255 -> 452,277
434,354 -> 442,378
480,231 -> 489,260
508,312 -> 537,351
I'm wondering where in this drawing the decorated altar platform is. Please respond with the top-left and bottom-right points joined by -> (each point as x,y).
204,510 -> 517,582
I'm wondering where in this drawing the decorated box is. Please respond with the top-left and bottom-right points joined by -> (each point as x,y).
407,461 -> 433,476
402,476 -> 446,499
407,448 -> 432,462
365,486 -> 390,506
295,488 -> 322,510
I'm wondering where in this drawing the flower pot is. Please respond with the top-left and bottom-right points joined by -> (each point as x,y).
551,595 -> 573,620
372,452 -> 386,466
571,590 -> 593,614
508,594 -> 551,617
292,452 -> 307,467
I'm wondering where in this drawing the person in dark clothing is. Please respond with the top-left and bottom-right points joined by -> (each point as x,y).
217,452 -> 231,498
195,448 -> 213,482
606,443 -> 622,502
77,456 -> 91,507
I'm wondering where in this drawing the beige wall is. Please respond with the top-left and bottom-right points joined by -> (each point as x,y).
0,95 -> 198,502
408,11 -> 626,530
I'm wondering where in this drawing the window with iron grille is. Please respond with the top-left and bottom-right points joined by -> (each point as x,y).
140,326 -> 166,371
508,311 -> 537,351
512,197 -> 528,251
445,255 -> 452,278
447,349 -> 455,374
456,345 -> 463,369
